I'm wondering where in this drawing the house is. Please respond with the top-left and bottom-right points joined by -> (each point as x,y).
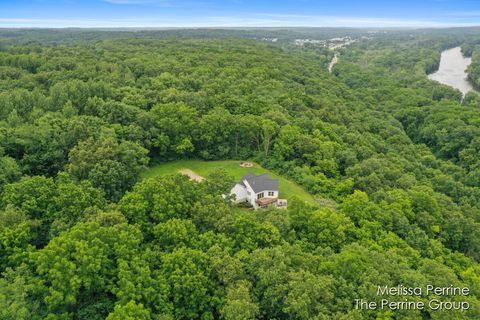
230,173 -> 287,210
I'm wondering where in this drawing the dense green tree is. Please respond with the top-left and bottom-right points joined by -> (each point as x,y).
302,208 -> 356,251
159,247 -> 218,319
118,175 -> 202,232
1,176 -> 56,221
0,154 -> 21,190
151,102 -> 198,158
0,266 -> 37,320
106,301 -> 151,320
153,218 -> 198,250
33,221 -> 147,318
67,136 -> 148,200
0,206 -> 38,271
221,281 -> 259,320
0,28 -> 479,320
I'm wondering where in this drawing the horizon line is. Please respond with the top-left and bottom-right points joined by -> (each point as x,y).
1,15 -> 480,29
1,25 -> 480,30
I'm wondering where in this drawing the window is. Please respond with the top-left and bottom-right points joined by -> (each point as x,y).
268,191 -> 275,197
257,192 -> 264,199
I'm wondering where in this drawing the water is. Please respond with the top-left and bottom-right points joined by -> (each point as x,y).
328,53 -> 338,73
428,46 -> 477,95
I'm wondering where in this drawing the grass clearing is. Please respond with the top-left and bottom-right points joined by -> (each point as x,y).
142,160 -> 316,204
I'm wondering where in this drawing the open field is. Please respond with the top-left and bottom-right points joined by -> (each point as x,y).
142,160 -> 316,204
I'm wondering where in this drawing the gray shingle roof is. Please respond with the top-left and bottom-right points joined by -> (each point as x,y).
240,173 -> 278,193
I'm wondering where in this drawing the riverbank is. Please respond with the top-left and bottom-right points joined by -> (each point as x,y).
328,53 -> 338,73
428,46 -> 477,96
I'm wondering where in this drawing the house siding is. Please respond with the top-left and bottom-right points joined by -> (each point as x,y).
243,179 -> 258,209
231,183 -> 248,203
229,173 -> 280,210
263,190 -> 278,198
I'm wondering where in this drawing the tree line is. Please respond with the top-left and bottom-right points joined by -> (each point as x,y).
0,30 -> 480,319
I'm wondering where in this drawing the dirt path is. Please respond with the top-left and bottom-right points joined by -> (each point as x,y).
179,169 -> 205,182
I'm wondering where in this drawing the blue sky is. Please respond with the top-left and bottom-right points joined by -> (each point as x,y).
1,0 -> 480,28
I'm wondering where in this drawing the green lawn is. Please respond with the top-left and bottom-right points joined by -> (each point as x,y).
142,160 -> 316,204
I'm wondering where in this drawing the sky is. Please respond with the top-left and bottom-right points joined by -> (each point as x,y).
1,0 -> 480,28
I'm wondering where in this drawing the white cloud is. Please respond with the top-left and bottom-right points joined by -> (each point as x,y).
101,0 -> 215,9
0,15 -> 478,28
252,13 -> 479,28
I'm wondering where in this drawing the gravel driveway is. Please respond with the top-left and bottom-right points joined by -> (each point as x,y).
179,169 -> 205,182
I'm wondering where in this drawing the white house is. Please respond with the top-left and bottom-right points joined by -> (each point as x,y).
230,173 -> 286,210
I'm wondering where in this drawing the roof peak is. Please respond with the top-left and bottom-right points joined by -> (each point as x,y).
240,172 -> 278,193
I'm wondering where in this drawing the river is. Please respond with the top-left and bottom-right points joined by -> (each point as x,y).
428,46 -> 477,95
328,53 -> 338,74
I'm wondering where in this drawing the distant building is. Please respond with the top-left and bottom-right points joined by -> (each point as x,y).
294,39 -> 327,47
230,173 -> 287,210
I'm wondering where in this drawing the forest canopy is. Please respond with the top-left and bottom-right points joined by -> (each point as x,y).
0,28 -> 480,319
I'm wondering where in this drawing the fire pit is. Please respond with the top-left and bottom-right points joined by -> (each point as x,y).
239,161 -> 254,168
